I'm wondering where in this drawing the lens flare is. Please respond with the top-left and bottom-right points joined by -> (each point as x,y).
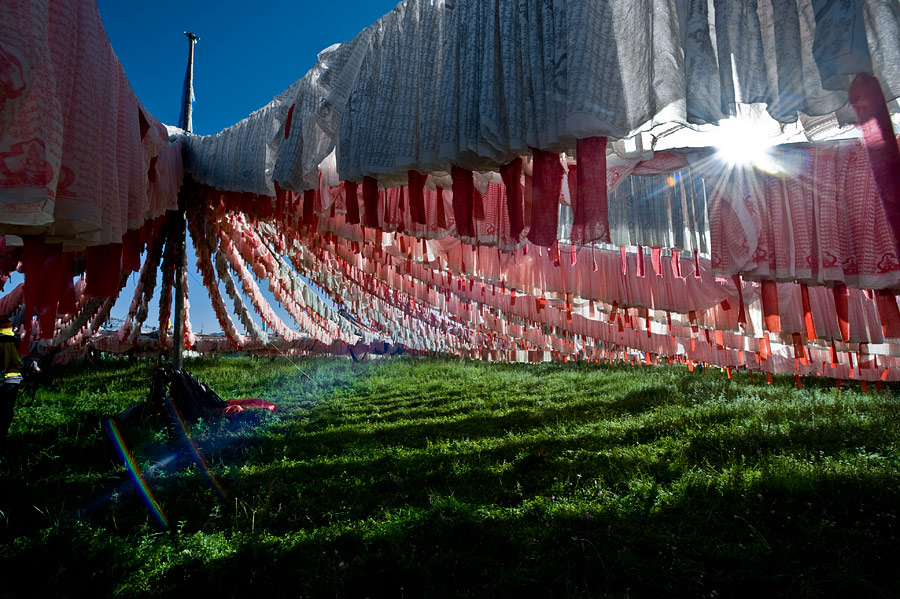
105,419 -> 169,529
162,391 -> 227,499
713,117 -> 781,174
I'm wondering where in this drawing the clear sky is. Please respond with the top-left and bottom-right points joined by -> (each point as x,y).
95,0 -> 401,333
98,0 -> 401,136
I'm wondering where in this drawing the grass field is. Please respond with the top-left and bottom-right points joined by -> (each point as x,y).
1,356 -> 899,598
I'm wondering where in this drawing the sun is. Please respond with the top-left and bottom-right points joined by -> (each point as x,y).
713,116 -> 781,174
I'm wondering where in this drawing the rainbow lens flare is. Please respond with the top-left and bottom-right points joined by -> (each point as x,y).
105,418 -> 169,529
162,391 -> 227,499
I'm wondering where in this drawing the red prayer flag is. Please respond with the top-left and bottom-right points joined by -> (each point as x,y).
833,284 -> 850,342
362,176 -> 379,228
500,158 -> 524,240
875,290 -> 900,338
571,136 -> 610,244
344,181 -> 360,225
85,243 -> 122,298
451,166 -> 475,238
849,73 -> 900,253
526,148 -> 563,247
761,281 -> 781,333
407,171 -> 427,225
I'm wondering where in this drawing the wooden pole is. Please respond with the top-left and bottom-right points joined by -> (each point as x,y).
181,32 -> 198,133
173,32 -> 198,370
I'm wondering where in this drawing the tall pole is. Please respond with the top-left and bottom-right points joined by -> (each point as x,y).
173,32 -> 198,370
181,32 -> 198,133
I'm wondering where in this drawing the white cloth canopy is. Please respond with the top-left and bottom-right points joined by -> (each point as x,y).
185,0 -> 900,194
0,0 -> 182,247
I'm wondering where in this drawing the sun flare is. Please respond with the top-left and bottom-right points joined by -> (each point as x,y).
713,116 -> 781,173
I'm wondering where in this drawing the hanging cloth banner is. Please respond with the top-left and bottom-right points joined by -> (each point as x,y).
571,136 -> 609,245
344,181 -> 360,225
451,167 -> 475,239
527,149 -> 563,248
408,171 -> 427,225
848,73 -> 900,257
500,159 -> 524,241
362,176 -> 379,228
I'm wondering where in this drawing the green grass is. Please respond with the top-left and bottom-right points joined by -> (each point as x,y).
1,356 -> 899,598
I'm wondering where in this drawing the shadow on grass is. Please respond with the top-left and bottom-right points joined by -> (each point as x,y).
3,357 -> 900,598
273,386 -> 686,458
328,384 -> 683,428
177,398 -> 900,534
6,466 -> 898,599
1,357 -> 361,545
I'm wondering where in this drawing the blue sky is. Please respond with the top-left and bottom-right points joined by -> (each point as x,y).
95,0 -> 401,333
99,0 -> 401,136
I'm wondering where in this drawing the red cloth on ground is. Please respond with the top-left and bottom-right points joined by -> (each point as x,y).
451,166 -> 475,238
221,398 -> 278,418
572,136 -> 610,244
527,148 -> 563,247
